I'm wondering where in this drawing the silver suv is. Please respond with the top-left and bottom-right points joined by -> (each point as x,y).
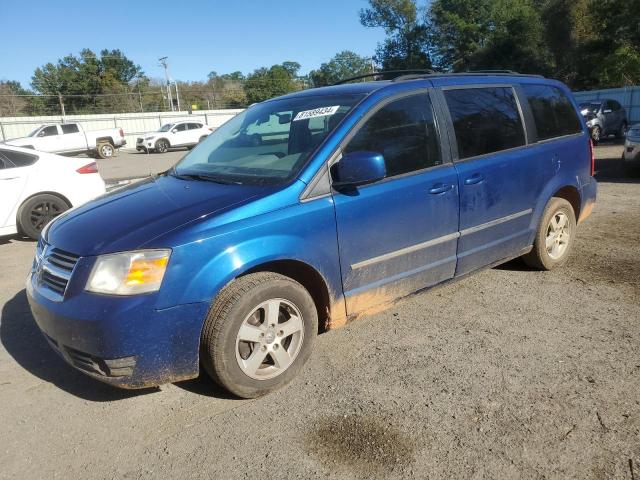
580,99 -> 627,143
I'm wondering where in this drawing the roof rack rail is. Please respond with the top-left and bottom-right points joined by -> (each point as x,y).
332,69 -> 435,85
393,70 -> 543,82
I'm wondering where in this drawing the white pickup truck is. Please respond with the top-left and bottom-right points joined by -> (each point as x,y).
4,123 -> 126,158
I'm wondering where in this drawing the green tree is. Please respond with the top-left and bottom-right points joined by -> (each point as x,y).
243,62 -> 302,104
309,51 -> 373,86
360,0 -> 432,71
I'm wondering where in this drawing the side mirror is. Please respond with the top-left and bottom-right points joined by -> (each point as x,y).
331,151 -> 386,188
171,128 -> 178,133
37,131 -> 46,137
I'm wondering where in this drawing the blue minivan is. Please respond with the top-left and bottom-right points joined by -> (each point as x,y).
27,72 -> 597,398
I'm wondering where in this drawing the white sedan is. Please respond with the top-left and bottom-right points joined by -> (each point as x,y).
136,121 -> 213,153
0,145 -> 106,239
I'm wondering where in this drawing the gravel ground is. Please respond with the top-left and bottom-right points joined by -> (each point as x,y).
0,144 -> 638,479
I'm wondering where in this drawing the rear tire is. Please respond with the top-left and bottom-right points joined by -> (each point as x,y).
522,197 -> 576,270
17,194 -> 70,240
155,139 -> 169,153
616,122 -> 628,139
96,142 -> 115,159
200,272 -> 317,398
591,125 -> 602,144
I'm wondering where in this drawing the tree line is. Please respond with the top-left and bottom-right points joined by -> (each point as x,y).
1,0 -> 637,116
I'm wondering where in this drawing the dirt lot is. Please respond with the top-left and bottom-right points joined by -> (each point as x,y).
0,144 -> 638,479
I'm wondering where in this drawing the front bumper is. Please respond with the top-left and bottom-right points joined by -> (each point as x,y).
26,271 -> 209,389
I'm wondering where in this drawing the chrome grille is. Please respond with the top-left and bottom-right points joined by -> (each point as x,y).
34,241 -> 80,301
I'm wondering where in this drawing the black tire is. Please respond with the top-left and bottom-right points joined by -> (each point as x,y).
522,197 -> 576,271
155,138 -> 170,153
616,122 -> 628,139
96,142 -> 115,159
17,193 -> 70,240
200,272 -> 318,398
591,125 -> 602,144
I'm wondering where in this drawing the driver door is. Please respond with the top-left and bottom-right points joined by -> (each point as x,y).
331,92 -> 460,316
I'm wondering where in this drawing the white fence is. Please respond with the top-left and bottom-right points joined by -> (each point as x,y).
574,86 -> 640,124
0,109 -> 243,148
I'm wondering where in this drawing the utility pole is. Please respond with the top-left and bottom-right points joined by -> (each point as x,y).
57,92 -> 66,118
159,56 -> 174,111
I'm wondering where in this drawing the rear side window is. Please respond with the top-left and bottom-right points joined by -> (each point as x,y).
61,124 -> 79,134
444,87 -> 526,159
0,149 -> 38,168
345,94 -> 442,177
522,85 -> 582,141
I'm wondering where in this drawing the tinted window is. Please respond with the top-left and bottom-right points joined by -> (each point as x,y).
345,94 -> 442,177
0,157 -> 7,169
175,123 -> 187,132
611,100 -> 621,111
445,87 -> 525,159
189,123 -> 203,129
61,124 -> 79,134
0,149 -> 38,167
522,85 -> 582,141
40,125 -> 58,137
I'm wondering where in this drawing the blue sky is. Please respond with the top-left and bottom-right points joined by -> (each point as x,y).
0,0 -> 386,88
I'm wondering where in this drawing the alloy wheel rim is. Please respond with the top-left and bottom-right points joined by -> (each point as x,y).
592,127 -> 600,141
30,201 -> 63,231
546,211 -> 570,260
101,144 -> 113,157
158,141 -> 167,152
235,298 -> 304,380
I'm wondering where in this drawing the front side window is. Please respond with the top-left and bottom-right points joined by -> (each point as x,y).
39,125 -> 59,137
344,94 -> 442,177
522,84 -> 582,141
61,124 -> 79,134
445,87 -> 526,159
174,94 -> 364,185
174,123 -> 188,132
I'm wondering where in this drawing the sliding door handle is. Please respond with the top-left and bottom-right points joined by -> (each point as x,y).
464,173 -> 485,185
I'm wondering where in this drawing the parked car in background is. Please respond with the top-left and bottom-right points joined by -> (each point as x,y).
579,99 -> 627,143
623,123 -> 640,174
0,145 -> 105,239
4,123 -> 126,159
28,72 -> 596,398
136,121 -> 213,153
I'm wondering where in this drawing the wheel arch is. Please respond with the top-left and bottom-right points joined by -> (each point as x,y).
552,185 -> 581,220
15,191 -> 73,235
155,137 -> 171,147
241,259 -> 332,333
95,136 -> 115,145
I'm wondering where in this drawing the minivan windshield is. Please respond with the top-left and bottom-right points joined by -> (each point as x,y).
173,93 -> 364,185
158,124 -> 174,132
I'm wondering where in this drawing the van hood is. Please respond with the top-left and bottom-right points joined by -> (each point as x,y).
45,174 -> 275,256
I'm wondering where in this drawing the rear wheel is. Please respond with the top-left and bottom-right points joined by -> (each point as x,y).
522,197 -> 576,270
200,272 -> 317,398
616,122 -> 628,139
591,125 -> 602,144
155,139 -> 169,153
96,142 -> 115,159
17,194 -> 70,240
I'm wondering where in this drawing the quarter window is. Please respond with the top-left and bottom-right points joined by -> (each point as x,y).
344,94 -> 442,178
522,84 -> 582,141
0,149 -> 38,167
444,87 -> 526,159
61,124 -> 80,134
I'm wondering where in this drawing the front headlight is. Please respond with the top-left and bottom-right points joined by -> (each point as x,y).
86,249 -> 171,295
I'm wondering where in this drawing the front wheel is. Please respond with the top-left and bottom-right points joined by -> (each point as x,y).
591,125 -> 602,144
17,194 -> 70,240
522,197 -> 576,270
200,272 -> 318,398
154,139 -> 169,153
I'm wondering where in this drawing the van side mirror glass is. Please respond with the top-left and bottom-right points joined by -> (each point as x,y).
331,151 -> 386,188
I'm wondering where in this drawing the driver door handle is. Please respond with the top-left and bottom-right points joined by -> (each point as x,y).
428,183 -> 454,195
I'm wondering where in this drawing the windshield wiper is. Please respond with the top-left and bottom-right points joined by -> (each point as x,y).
169,169 -> 240,185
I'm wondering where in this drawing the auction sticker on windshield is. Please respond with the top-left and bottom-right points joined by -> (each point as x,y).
293,106 -> 340,121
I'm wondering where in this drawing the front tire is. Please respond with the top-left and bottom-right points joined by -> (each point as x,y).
17,194 -> 70,240
200,272 -> 318,398
522,197 -> 576,270
155,138 -> 169,153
